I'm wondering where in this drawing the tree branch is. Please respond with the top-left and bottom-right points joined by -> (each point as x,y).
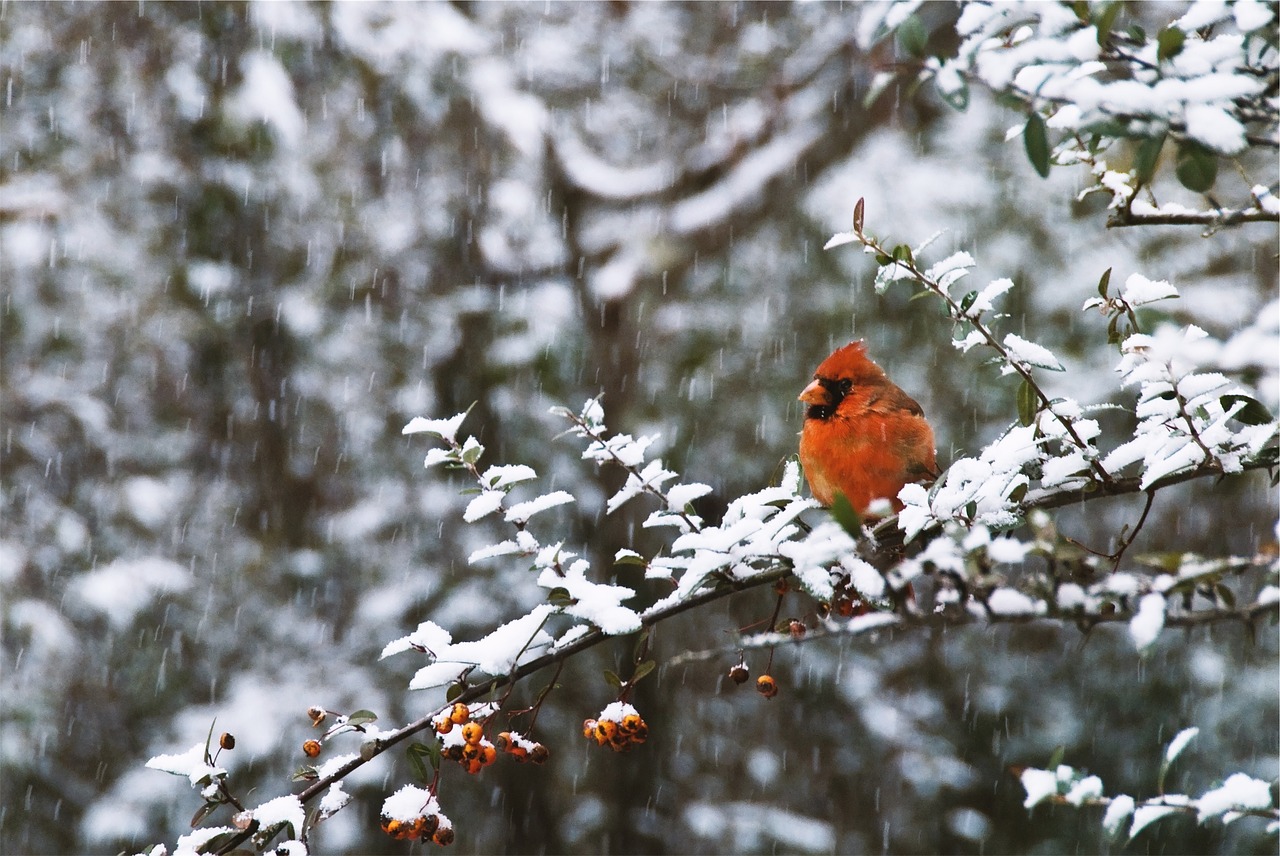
215,450 -> 1277,854
1107,207 -> 1279,228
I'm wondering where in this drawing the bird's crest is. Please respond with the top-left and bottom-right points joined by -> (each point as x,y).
814,340 -> 884,382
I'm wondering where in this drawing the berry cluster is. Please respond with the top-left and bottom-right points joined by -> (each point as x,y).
582,702 -> 648,752
495,730 -> 550,764
433,703 -> 497,774
381,784 -> 453,846
382,813 -> 454,846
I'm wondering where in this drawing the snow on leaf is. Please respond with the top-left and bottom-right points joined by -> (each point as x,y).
824,230 -> 859,250
1196,773 -> 1274,822
440,604 -> 555,675
1164,727 -> 1199,766
173,828 -> 236,856
987,536 -> 1032,564
315,753 -> 360,780
403,413 -> 468,442
407,661 -> 469,691
505,491 -> 575,524
380,620 -> 452,660
1103,795 -> 1136,837
252,795 -> 305,835
970,277 -> 1014,315
482,464 -> 537,489
1129,805 -> 1180,839
924,251 -> 976,296
667,482 -> 713,509
463,490 -> 506,522
1065,775 -> 1103,806
536,565 -> 640,635
1021,767 -> 1058,808
1003,333 -> 1064,372
1120,274 -> 1178,307
1185,104 -> 1247,155
468,539 -> 523,563
423,447 -> 454,468
1129,593 -> 1166,651
987,588 -> 1040,616
146,743 -> 225,787
318,782 -> 351,818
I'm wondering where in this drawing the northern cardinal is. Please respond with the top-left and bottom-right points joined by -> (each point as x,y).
798,340 -> 937,515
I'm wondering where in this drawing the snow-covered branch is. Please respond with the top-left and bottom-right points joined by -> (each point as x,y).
1018,728 -> 1278,840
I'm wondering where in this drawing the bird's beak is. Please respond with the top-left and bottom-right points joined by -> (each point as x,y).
799,379 -> 828,405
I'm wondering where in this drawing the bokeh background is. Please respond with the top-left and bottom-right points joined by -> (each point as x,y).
2,2 -> 1276,853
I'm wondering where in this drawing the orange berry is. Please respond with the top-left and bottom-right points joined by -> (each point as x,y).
382,819 -> 403,838
582,718 -> 598,739
508,744 -> 529,762
620,713 -> 643,734
219,732 -> 236,750
443,743 -> 464,761
494,731 -> 512,751
302,739 -> 322,758
595,719 -> 618,744
449,703 -> 470,724
435,717 -> 454,735
756,674 -> 779,698
529,743 -> 550,764
465,758 -> 483,775
728,663 -> 750,684
461,742 -> 481,762
420,813 -> 440,839
480,744 -> 498,766
433,825 -> 455,846
460,721 -> 484,744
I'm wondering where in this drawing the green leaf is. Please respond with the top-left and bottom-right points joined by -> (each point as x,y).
407,741 -> 440,781
830,491 -> 863,537
1047,744 -> 1067,769
1175,143 -> 1217,193
1134,134 -> 1166,184
892,244 -> 914,265
359,740 -> 377,762
1216,584 -> 1236,610
191,802 -> 216,827
346,709 -> 378,728
1017,378 -> 1039,426
632,627 -> 651,662
631,659 -> 656,685
1156,26 -> 1186,62
461,442 -> 484,465
603,669 -> 623,689
875,252 -> 892,267
547,586 -> 574,606
896,14 -> 928,58
1221,394 -> 1273,425
1096,267 -> 1112,299
445,682 -> 465,703
1094,1 -> 1123,46
1024,112 -> 1051,178
614,552 -> 648,568
853,197 -> 865,235
960,291 -> 978,313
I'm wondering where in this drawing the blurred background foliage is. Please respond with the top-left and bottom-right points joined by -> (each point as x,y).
1,2 -> 1275,853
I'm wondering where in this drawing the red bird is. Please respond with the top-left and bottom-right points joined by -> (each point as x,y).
798,341 -> 937,515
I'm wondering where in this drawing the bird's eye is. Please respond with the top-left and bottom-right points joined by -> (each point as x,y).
838,379 -> 853,394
